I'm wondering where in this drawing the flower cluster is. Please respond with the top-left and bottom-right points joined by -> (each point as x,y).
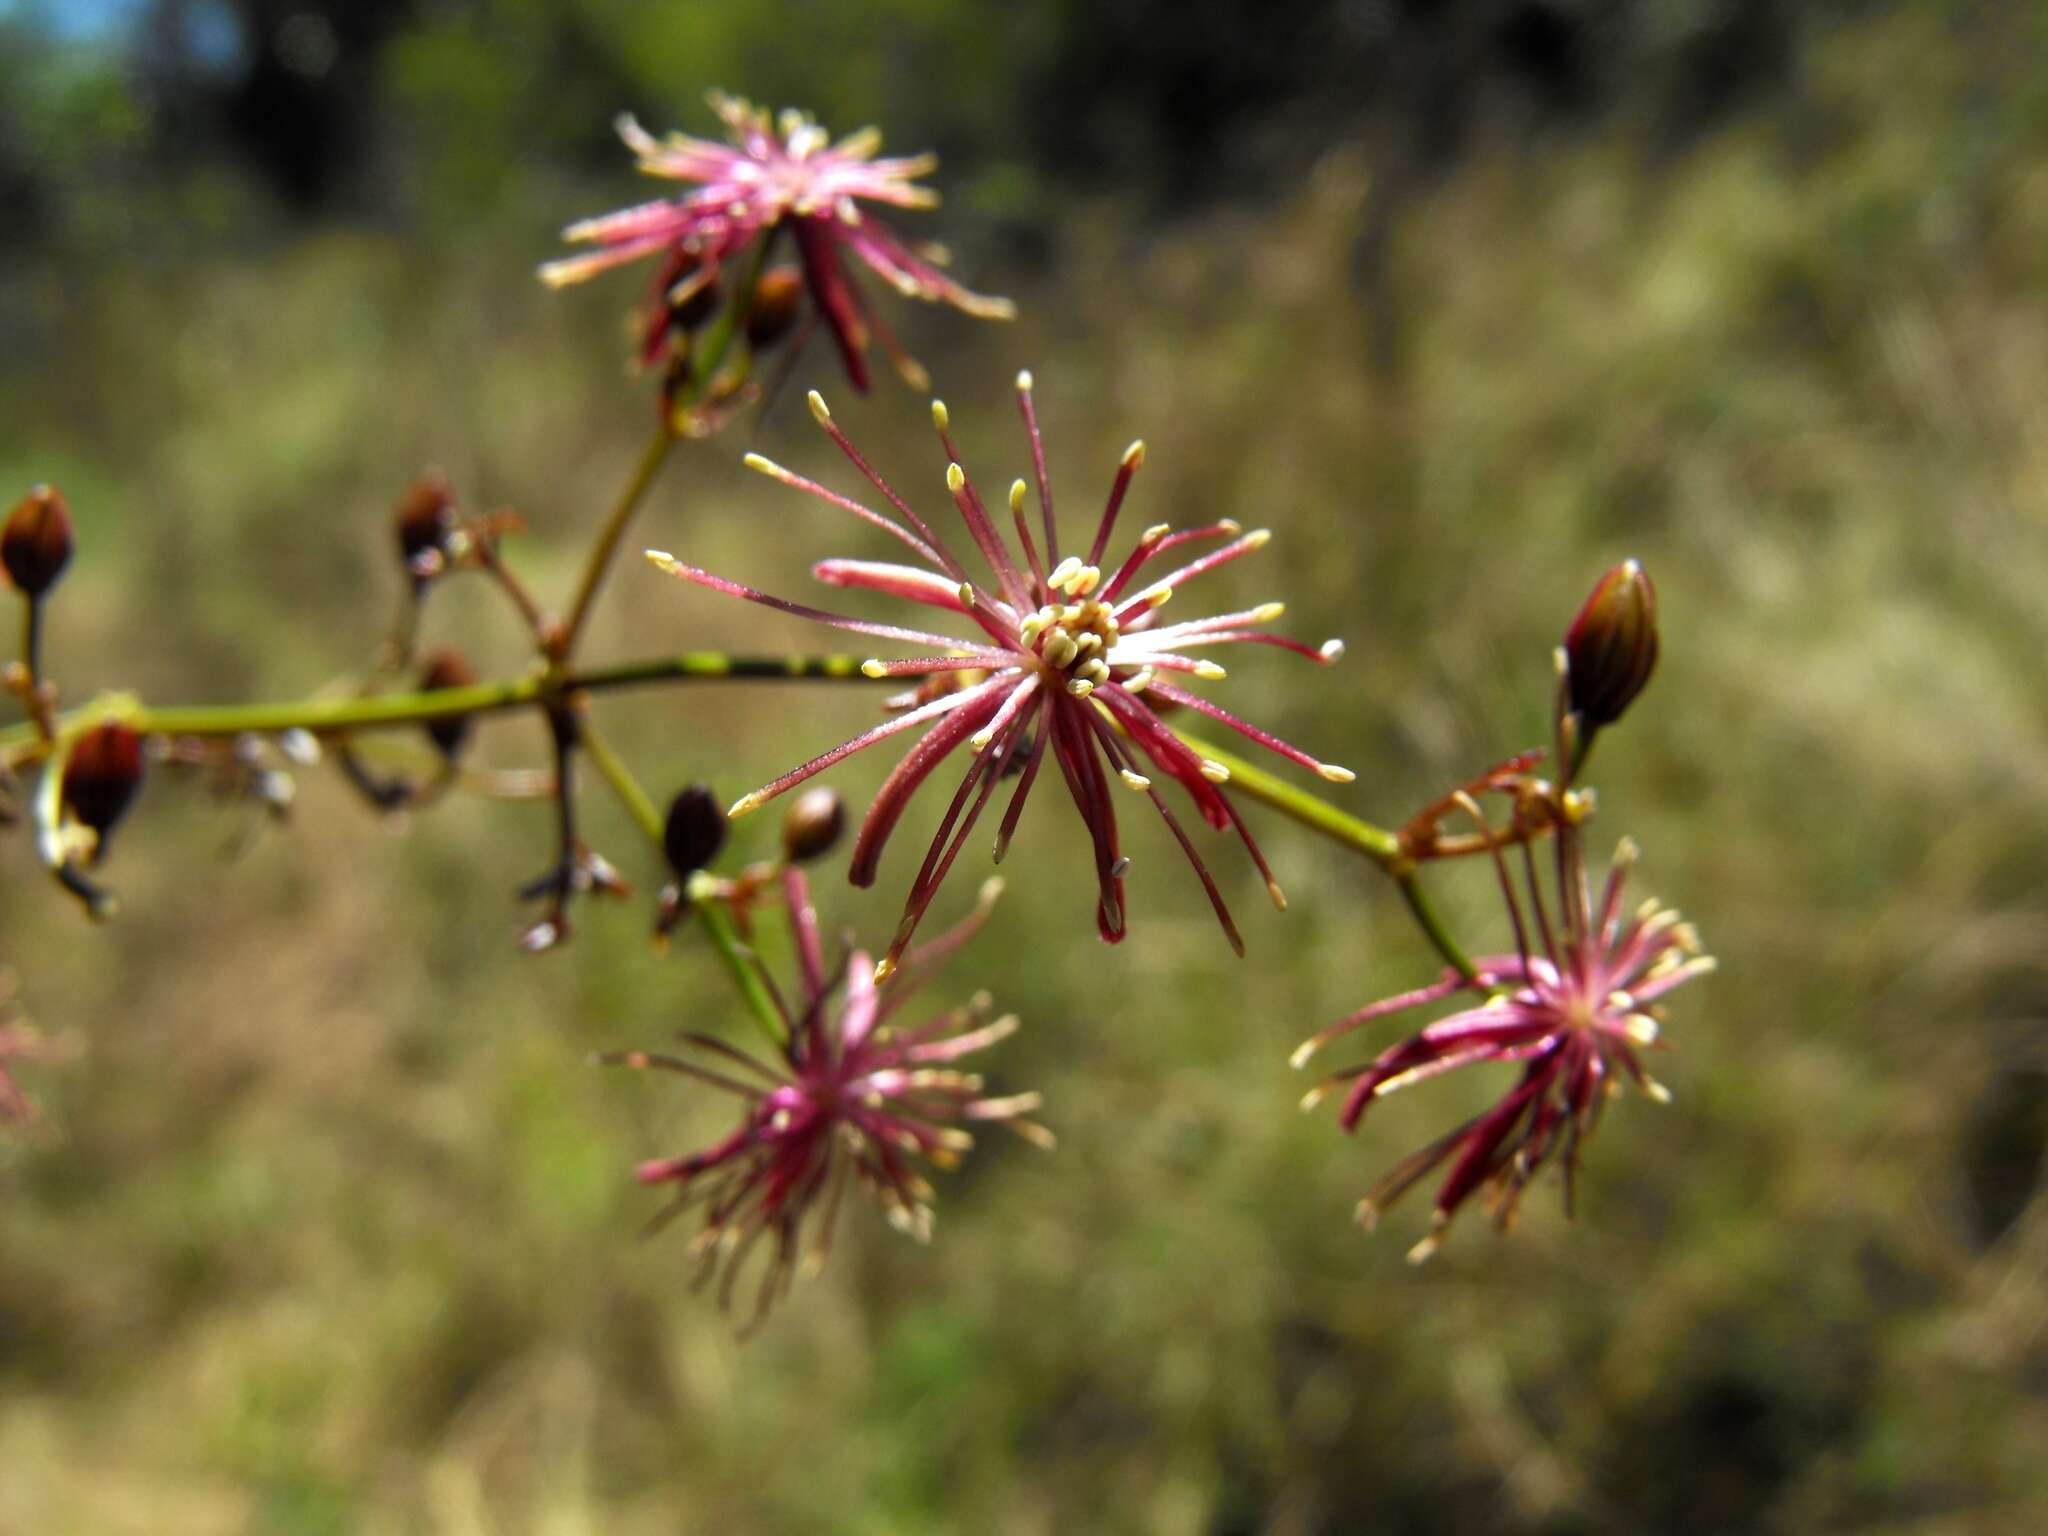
0,84 -> 1716,1328
604,868 -> 1048,1326
649,375 -> 1352,975
543,91 -> 1012,393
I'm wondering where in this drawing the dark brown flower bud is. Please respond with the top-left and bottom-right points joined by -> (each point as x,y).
418,649 -> 477,759
393,473 -> 457,580
1564,560 -> 1659,731
745,266 -> 805,350
3,486 -> 75,598
63,722 -> 145,839
669,270 -> 720,334
663,784 -> 727,879
780,785 -> 844,864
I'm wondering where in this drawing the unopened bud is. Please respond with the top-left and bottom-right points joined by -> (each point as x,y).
418,649 -> 477,759
64,722 -> 145,838
1564,560 -> 1658,730
393,473 -> 457,580
3,485 -> 75,598
656,246 -> 719,334
745,266 -> 805,350
780,785 -> 844,864
663,784 -> 727,879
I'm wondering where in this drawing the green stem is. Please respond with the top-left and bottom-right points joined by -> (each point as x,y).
550,236 -> 776,663
1171,728 -> 1400,864
22,599 -> 42,689
556,425 -> 677,660
1171,727 -> 1478,981
0,652 -> 881,759
689,873 -> 787,1048
1395,870 -> 1480,983
578,713 -> 665,853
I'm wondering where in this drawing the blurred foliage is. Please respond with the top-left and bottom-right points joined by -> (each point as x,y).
5,0 -> 2048,1532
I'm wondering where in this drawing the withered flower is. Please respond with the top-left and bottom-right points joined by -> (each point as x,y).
393,473 -> 458,585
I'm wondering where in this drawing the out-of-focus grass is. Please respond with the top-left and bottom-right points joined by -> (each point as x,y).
5,6 -> 2048,1532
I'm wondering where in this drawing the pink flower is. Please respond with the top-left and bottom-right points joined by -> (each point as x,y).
1294,826 -> 1712,1261
0,972 -> 62,1129
646,375 -> 1353,975
601,870 -> 1049,1326
541,91 -> 1013,390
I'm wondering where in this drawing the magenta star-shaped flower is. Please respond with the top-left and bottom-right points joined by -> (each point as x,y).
602,870 -> 1048,1326
646,373 -> 1353,975
542,90 -> 1012,390
1295,825 -> 1712,1261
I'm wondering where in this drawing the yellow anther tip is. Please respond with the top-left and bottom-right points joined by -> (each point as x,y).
860,659 -> 888,678
945,461 -> 966,492
1122,439 -> 1146,468
1009,478 -> 1027,512
806,389 -> 830,423
931,399 -> 949,430
1193,661 -> 1227,680
1199,760 -> 1231,783
1317,764 -> 1356,784
645,548 -> 678,572
1015,369 -> 1034,392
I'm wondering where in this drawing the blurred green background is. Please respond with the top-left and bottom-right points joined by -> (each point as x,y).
4,0 -> 2048,1530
